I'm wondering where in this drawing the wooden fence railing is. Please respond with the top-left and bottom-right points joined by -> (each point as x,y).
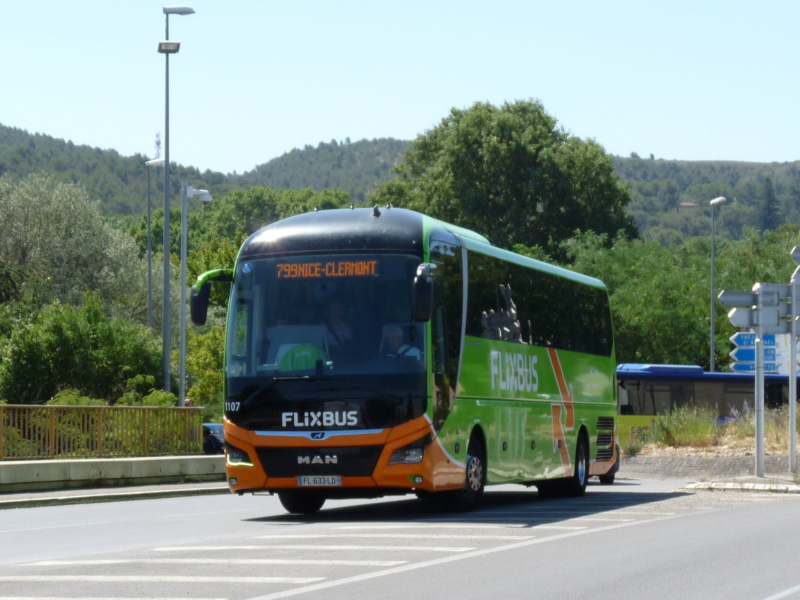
0,405 -> 205,460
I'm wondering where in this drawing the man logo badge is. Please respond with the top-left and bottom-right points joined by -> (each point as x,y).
310,432 -> 326,440
298,455 -> 338,465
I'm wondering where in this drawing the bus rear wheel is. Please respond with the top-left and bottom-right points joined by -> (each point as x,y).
598,444 -> 621,485
537,434 -> 589,498
562,434 -> 589,497
278,491 -> 326,515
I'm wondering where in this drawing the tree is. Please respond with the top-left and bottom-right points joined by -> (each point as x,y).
0,293 -> 163,404
0,173 -> 142,309
372,100 -> 638,255
186,324 -> 225,421
561,225 -> 800,369
760,177 -> 781,232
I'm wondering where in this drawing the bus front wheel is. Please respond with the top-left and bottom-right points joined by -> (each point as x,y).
450,435 -> 486,511
278,492 -> 326,515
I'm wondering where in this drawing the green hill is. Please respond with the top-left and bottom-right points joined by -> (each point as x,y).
2,122 -> 799,243
234,138 -> 409,205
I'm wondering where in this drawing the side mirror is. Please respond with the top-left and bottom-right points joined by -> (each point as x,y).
189,268 -> 234,326
413,263 -> 435,322
190,282 -> 211,326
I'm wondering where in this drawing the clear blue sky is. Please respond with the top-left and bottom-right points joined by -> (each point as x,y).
2,1 -> 798,175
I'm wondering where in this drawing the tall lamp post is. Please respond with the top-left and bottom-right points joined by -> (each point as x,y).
145,157 -> 165,329
179,181 -> 212,406
157,4 -> 195,393
709,196 -> 727,372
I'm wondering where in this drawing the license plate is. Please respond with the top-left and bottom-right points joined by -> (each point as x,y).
298,476 -> 342,487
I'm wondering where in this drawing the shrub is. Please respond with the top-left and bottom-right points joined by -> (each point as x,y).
654,404 -> 719,447
0,293 -> 162,404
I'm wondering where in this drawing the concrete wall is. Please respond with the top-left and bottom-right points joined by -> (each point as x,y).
0,456 -> 226,493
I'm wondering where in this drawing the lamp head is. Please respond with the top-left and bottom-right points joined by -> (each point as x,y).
709,196 -> 726,206
186,186 -> 213,206
163,5 -> 195,15
158,41 -> 181,54
146,157 -> 166,168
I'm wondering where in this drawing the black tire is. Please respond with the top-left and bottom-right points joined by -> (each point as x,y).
563,434 -> 589,497
598,472 -> 615,485
445,435 -> 486,511
599,443 -> 621,485
277,492 -> 326,515
537,434 -> 591,497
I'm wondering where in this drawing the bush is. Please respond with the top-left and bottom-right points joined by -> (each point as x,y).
0,293 -> 162,404
48,389 -> 106,406
621,427 -> 651,457
654,405 -> 719,447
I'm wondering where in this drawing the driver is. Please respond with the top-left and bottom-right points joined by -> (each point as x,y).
383,325 -> 421,360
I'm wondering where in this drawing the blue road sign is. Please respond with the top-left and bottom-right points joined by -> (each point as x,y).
729,332 -> 777,348
731,362 -> 756,372
730,362 -> 779,373
730,347 -> 777,362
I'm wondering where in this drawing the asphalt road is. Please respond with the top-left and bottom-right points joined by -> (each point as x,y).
1,477 -> 799,600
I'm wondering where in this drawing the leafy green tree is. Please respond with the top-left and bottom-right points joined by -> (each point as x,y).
372,100 -> 637,255
0,293 -> 163,404
186,324 -> 225,421
563,234 -> 716,366
760,177 -> 780,231
0,173 -> 142,309
190,186 -> 351,247
48,389 -> 106,406
562,225 -> 800,369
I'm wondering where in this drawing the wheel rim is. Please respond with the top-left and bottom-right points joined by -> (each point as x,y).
466,454 -> 483,492
577,446 -> 587,484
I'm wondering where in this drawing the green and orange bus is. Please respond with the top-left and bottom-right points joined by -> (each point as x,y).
191,206 -> 619,514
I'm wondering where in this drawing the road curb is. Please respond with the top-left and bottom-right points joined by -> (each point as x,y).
685,481 -> 800,494
0,484 -> 230,510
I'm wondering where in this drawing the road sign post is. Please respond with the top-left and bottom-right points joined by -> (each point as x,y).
790,246 -> 800,473
754,288 -> 766,477
720,283 -> 796,477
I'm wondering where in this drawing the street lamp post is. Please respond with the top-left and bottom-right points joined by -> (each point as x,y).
157,4 -> 195,393
709,196 -> 727,372
179,181 -> 212,406
145,157 -> 165,329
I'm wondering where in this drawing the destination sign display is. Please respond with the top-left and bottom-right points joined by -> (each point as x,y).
276,259 -> 379,279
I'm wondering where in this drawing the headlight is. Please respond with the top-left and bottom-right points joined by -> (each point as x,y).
388,434 -> 432,465
226,444 -> 253,466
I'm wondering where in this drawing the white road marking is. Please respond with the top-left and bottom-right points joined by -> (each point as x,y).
245,513 -> 680,600
27,558 -> 406,567
0,576 -> 321,584
761,582 -> 800,600
155,544 -> 472,553
254,533 -> 531,541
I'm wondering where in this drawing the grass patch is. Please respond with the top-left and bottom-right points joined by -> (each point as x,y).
653,405 -> 719,448
637,405 -> 800,456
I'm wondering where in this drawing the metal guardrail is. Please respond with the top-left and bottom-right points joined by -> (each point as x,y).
0,405 -> 205,460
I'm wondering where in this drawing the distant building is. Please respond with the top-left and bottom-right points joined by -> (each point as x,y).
676,202 -> 699,212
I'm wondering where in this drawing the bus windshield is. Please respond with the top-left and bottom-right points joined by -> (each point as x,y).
226,253 -> 425,380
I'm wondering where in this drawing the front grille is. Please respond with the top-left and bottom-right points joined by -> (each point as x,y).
256,445 -> 383,478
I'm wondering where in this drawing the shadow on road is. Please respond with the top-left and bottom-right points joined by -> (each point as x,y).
244,479 -> 689,527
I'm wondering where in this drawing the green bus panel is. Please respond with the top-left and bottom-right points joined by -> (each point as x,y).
438,335 -> 616,484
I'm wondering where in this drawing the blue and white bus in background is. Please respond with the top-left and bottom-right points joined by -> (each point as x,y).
616,364 -> 797,440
